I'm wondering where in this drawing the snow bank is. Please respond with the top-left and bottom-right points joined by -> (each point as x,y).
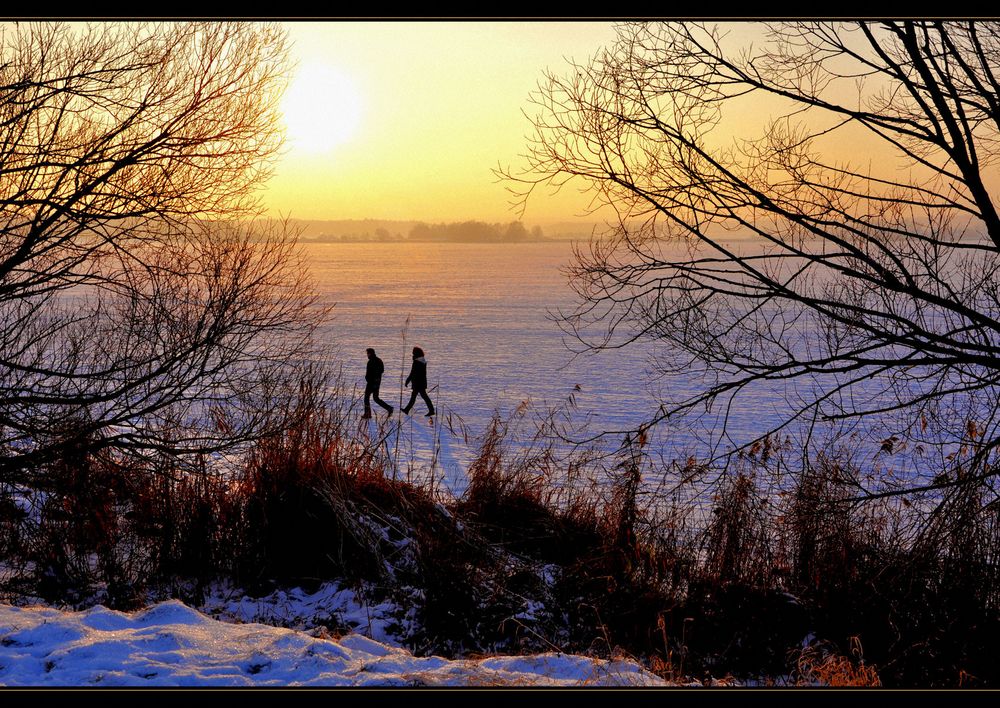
199,582 -> 413,646
0,601 -> 667,686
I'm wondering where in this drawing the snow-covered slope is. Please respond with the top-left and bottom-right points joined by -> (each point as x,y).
0,601 -> 667,686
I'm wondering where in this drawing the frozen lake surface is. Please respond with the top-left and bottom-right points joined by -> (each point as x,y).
309,242 -> 654,426
304,238 -> 979,500
306,241 -> 810,491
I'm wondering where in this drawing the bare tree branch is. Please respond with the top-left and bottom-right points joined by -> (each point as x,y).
508,21 -> 1000,496
0,22 -> 326,483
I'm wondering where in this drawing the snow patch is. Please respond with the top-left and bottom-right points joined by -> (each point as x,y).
0,601 -> 668,686
198,581 -> 412,646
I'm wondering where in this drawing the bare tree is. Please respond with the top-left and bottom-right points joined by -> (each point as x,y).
512,21 -> 1000,497
0,22 -> 324,481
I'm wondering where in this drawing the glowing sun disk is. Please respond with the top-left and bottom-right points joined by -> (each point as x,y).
281,63 -> 363,154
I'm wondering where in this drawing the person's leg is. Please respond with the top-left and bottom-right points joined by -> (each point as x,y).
419,389 -> 434,415
401,388 -> 418,414
372,385 -> 393,413
363,389 -> 373,418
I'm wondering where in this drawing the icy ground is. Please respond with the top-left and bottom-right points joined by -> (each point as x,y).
0,600 -> 667,686
314,242 -> 934,498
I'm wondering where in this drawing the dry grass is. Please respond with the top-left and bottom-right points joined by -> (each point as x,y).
2,385 -> 1000,686
795,638 -> 882,687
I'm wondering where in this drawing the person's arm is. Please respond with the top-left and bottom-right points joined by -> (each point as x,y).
405,363 -> 413,386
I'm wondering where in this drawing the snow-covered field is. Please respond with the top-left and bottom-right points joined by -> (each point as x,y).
308,242 -> 629,439
310,241 -> 951,498
310,241 -> 793,490
0,600 -> 668,687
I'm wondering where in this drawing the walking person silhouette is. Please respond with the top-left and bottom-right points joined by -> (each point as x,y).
362,348 -> 393,419
401,346 -> 435,417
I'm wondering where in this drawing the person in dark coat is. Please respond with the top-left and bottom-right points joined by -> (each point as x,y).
401,346 -> 434,417
362,348 -> 393,419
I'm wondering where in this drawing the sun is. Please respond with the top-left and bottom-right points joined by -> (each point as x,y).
281,62 -> 364,155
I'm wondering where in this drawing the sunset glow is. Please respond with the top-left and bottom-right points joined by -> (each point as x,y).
5,19 -> 1000,688
281,62 -> 363,154
266,22 -> 620,223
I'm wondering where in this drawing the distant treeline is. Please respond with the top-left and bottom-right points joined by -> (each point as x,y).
303,220 -> 548,244
409,220 -> 544,243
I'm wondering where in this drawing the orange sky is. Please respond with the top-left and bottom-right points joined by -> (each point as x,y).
266,21 -> 923,227
266,21 -> 620,224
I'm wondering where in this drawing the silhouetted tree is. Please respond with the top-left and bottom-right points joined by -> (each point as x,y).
512,21 -> 1000,497
503,221 -> 528,242
0,22 -> 323,482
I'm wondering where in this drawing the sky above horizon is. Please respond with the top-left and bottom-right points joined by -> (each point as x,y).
265,21 -> 918,228
266,21 -> 621,225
